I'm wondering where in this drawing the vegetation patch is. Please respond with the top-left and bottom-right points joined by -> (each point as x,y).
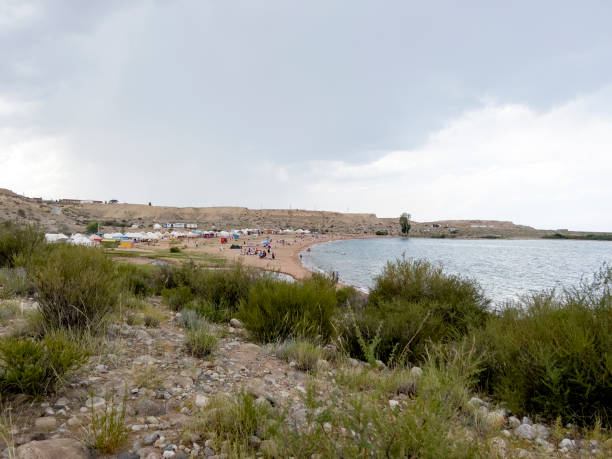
0,331 -> 88,398
477,266 -> 612,426
238,275 -> 338,343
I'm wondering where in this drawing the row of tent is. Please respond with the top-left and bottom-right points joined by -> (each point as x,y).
44,228 -> 313,246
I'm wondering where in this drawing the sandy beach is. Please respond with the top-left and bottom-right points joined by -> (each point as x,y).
138,233 -> 380,280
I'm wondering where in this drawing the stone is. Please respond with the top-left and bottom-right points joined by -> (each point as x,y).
559,438 -> 576,450
488,437 -> 506,457
229,318 -> 243,328
468,397 -> 485,408
485,411 -> 505,429
162,451 -> 175,458
33,417 -> 56,431
388,400 -> 400,410
136,398 -> 165,416
410,366 -> 423,378
348,358 -> 360,367
67,416 -> 83,427
521,416 -> 532,426
514,424 -> 537,441
173,453 -> 189,459
248,435 -> 261,449
203,447 -> 215,456
508,416 -> 521,429
117,453 -> 139,459
84,396 -> 105,410
16,438 -> 90,459
195,394 -> 209,408
143,433 -> 160,446
533,424 -> 549,440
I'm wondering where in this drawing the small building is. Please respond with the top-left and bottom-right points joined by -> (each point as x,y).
60,199 -> 81,205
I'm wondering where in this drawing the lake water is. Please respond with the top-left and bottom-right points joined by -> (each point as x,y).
301,238 -> 612,306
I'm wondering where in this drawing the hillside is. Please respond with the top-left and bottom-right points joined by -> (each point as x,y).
0,188 -> 599,239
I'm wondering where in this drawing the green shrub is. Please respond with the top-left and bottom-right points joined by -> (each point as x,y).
27,244 -> 120,331
0,267 -> 33,298
85,221 -> 99,234
159,263 -> 260,319
369,258 -> 488,311
0,331 -> 88,397
185,326 -> 218,358
192,392 -> 273,456
185,298 -> 232,323
342,258 -> 489,364
116,263 -> 156,297
274,340 -> 324,372
375,230 -> 388,236
478,267 -> 612,426
85,392 -> 129,453
162,285 -> 194,311
274,344 -> 483,458
170,246 -> 181,253
0,222 -> 44,268
238,277 -> 338,343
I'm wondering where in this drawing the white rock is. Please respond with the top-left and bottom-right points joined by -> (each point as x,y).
84,396 -> 105,409
194,394 -> 209,408
515,423 -> 537,441
468,397 -> 485,407
508,416 -> 521,429
534,424 -> 549,440
388,400 -> 400,410
34,417 -> 57,431
559,438 -> 576,450
229,318 -> 243,328
521,416 -> 532,425
410,366 -> 423,377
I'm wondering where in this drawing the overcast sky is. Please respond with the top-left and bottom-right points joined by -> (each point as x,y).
2,1 -> 612,230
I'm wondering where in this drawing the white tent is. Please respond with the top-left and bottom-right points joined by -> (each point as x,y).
217,231 -> 230,237
45,233 -> 69,243
153,223 -> 162,230
68,233 -> 95,246
103,232 -> 123,239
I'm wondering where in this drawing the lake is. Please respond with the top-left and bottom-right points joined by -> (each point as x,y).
300,237 -> 612,306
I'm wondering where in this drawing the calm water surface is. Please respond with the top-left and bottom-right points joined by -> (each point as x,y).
301,238 -> 612,306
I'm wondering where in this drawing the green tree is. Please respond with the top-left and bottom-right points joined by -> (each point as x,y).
86,221 -> 99,234
399,213 -> 411,235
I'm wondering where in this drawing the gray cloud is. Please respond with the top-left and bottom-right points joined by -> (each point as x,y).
2,1 -> 612,230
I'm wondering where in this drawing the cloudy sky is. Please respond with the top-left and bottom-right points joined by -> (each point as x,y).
2,1 -> 612,230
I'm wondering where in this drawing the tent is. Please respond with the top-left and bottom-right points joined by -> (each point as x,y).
153,223 -> 162,230
218,231 -> 230,237
45,233 -> 69,243
68,233 -> 95,246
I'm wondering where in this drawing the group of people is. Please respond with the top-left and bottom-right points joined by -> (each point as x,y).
240,241 -> 275,259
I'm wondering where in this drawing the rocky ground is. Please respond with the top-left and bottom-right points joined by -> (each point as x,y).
1,297 -> 610,458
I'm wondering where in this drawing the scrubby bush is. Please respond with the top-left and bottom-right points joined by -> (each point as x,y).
0,267 -> 33,298
185,326 -> 218,358
192,392 -> 273,456
162,285 -> 194,311
116,263 -> 156,297
0,222 -> 44,268
341,258 -> 489,364
274,340 -> 324,372
0,331 -> 88,397
159,263 -> 259,320
86,392 -> 129,453
478,267 -> 612,426
170,246 -> 181,253
27,244 -> 120,331
238,277 -> 338,343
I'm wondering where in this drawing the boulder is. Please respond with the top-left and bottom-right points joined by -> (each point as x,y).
515,424 -> 537,441
135,398 -> 165,416
229,318 -> 243,328
16,438 -> 91,459
33,417 -> 56,432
